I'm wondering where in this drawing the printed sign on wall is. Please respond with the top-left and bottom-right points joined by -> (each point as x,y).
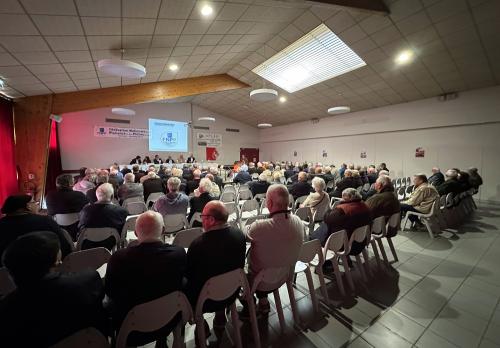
206,147 -> 220,161
94,126 -> 149,139
196,132 -> 222,147
415,147 -> 425,158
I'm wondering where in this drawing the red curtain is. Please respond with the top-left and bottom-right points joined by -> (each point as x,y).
0,97 -> 17,207
45,120 -> 62,193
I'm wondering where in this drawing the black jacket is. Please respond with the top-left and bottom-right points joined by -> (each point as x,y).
289,181 -> 313,200
143,178 -> 164,202
188,192 -> 213,226
437,179 -> 462,196
45,188 -> 89,215
249,180 -> 270,197
233,171 -> 252,184
331,177 -> 359,198
428,172 -> 445,187
185,179 -> 201,195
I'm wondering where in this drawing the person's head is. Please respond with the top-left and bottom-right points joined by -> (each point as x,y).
193,169 -> 201,179
155,155 -> 159,159
413,174 -> 428,187
258,172 -> 267,182
379,162 -> 387,169
167,176 -> 181,193
136,155 -> 141,160
311,177 -> 326,193
379,170 -> 389,177
348,163 -> 355,170
205,173 -> 214,182
147,165 -> 156,173
374,175 -> 393,192
445,169 -> 458,180
342,187 -> 362,202
79,167 -> 87,178
266,184 -> 289,213
314,167 -> 323,174
2,231 -> 61,288
110,169 -> 118,177
298,171 -> 307,182
124,172 -> 135,183
367,167 -> 377,174
240,164 -> 248,172
1,195 -> 31,215
96,169 -> 109,185
468,167 -> 478,175
56,174 -> 74,189
135,211 -> 163,243
272,171 -> 282,182
432,167 -> 440,174
209,167 -> 218,175
198,178 -> 212,194
147,171 -> 157,179
351,170 -> 360,177
249,162 -> 255,168
96,182 -> 114,202
344,169 -> 353,177
172,168 -> 183,177
201,201 -> 228,231
132,164 -> 139,173
324,166 -> 332,174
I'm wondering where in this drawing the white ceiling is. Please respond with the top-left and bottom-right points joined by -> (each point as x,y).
0,0 -> 499,127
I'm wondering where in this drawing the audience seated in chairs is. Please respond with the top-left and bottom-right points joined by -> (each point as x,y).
86,170 -> 110,204
457,169 -> 472,192
323,166 -> 335,183
73,168 -> 96,194
249,173 -> 271,198
233,164 -> 252,184
78,183 -> 128,250
310,188 -> 372,250
153,177 -> 189,217
400,174 -> 439,229
205,173 -> 221,198
436,169 -> 462,196
132,164 -> 145,183
184,201 -> 246,334
0,232 -> 107,347
365,176 -> 400,218
289,171 -> 313,200
117,173 -> 144,204
46,174 -> 89,239
0,195 -> 73,263
141,170 -> 164,202
188,178 -> 214,227
105,211 -> 186,346
468,167 -> 483,191
367,166 -> 378,185
243,184 -> 305,314
428,167 -> 445,187
300,176 -> 330,221
186,169 -> 201,196
330,169 -> 358,198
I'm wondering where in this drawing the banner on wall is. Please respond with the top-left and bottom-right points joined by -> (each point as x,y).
206,147 -> 220,161
94,126 -> 149,139
196,132 -> 222,147
415,147 -> 425,158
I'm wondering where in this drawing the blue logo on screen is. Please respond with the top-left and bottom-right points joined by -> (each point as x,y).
160,131 -> 178,146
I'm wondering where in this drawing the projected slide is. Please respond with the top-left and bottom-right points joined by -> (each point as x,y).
148,118 -> 189,152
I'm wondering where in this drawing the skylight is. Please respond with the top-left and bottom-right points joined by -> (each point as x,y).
252,23 -> 366,93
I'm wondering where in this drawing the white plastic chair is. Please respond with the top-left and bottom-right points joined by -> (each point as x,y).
224,201 -> 239,222
195,269 -> 260,348
76,227 -> 121,251
237,189 -> 253,204
220,191 -> 236,203
330,196 -> 342,209
54,213 -> 80,227
50,327 -> 109,348
295,206 -> 314,238
121,196 -> 143,207
259,198 -> 269,215
240,199 -> 259,220
164,214 -> 188,234
172,228 -> 202,248
402,200 -> 440,238
253,193 -> 266,202
323,230 -> 353,296
241,214 -> 267,230
60,247 -> 111,274
0,267 -> 16,297
385,213 -> 400,262
121,214 -> 139,248
222,185 -> 236,195
124,201 -> 148,215
369,216 -> 386,268
397,187 -> 406,201
146,192 -> 164,209
294,240 -> 329,312
348,225 -> 371,282
294,195 -> 308,212
189,212 -> 203,228
288,194 -> 295,210
116,291 -> 193,348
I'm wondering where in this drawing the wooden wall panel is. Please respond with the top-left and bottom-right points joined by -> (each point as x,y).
13,94 -> 52,201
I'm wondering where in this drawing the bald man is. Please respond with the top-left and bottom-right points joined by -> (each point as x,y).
105,211 -> 186,346
185,201 -> 246,327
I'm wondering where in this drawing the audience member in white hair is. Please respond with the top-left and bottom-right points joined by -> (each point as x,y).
188,178 -> 214,226
300,176 -> 330,221
205,173 -> 221,198
86,169 -> 110,204
73,168 -> 96,194
117,172 -> 144,204
233,164 -> 252,184
249,172 -> 270,199
153,177 -> 189,217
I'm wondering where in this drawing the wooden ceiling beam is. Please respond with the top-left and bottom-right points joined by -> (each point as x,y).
306,0 -> 390,14
48,73 -> 249,115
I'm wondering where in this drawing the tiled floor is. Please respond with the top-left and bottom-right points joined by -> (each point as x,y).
149,202 -> 500,348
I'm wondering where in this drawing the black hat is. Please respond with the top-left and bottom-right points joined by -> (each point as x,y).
1,195 -> 31,214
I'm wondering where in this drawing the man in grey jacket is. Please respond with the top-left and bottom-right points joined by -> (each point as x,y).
117,173 -> 144,204
153,177 -> 189,217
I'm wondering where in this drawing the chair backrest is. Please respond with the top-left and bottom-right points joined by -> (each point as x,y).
121,214 -> 139,240
0,267 -> 16,297
195,269 -> 248,318
121,196 -> 143,207
445,193 -> 454,208
251,173 -> 259,180
224,201 -> 239,220
405,185 -> 414,194
222,185 -> 236,194
54,213 -> 80,226
288,194 -> 295,209
351,225 -> 369,244
362,183 -> 371,192
299,239 -> 324,266
50,327 -> 110,348
401,177 -> 407,186
61,228 -> 76,252
145,192 -> 164,208
250,266 -> 292,294
294,195 -> 308,208
242,214 -> 266,229
371,216 -> 386,237
396,178 -> 401,187
172,228 -> 203,248
125,201 -> 148,215
356,186 -> 363,193
286,177 -> 293,184
164,214 -> 188,233
238,184 -> 250,192
254,193 -> 266,201
189,212 -> 203,227
241,199 -> 259,213
220,191 -> 236,202
237,189 -> 253,201
324,229 -> 348,255
76,227 -> 120,251
326,180 -> 335,189
386,212 -> 400,238
60,247 -> 111,273
295,206 -> 312,222
116,291 -> 193,348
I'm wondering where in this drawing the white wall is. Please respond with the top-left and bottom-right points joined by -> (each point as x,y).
260,85 -> 500,202
59,102 -> 259,169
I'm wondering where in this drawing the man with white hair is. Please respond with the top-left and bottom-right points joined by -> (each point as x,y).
153,176 -> 189,217
86,169 -> 110,204
73,168 -> 96,194
117,172 -> 144,204
105,211 -> 186,346
78,183 -> 128,249
436,169 -> 461,196
366,176 -> 400,219
233,164 -> 252,184
188,178 -> 214,226
331,169 -> 359,198
244,184 -> 305,314
248,172 -> 271,198
428,167 -> 445,187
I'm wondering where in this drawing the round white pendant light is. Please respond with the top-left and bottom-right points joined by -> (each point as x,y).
327,106 -> 350,115
257,123 -> 273,128
98,59 -> 146,78
198,116 -> 216,122
250,88 -> 278,102
112,108 -> 136,116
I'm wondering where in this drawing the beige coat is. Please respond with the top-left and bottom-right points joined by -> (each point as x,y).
303,191 -> 330,220
403,183 -> 439,213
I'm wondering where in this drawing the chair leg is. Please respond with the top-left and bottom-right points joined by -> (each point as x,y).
196,317 -> 207,348
286,280 -> 301,327
422,219 -> 435,239
341,255 -> 355,291
316,264 -> 330,304
361,249 -> 372,278
376,238 -> 389,264
273,290 -> 286,332
230,303 -> 242,348
386,237 -> 398,262
304,268 -> 319,312
172,322 -> 183,348
246,291 -> 261,348
370,240 -> 381,268
355,255 -> 367,282
402,214 -> 409,231
331,258 -> 346,297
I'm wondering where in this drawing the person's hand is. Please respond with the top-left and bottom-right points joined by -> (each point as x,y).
194,188 -> 201,197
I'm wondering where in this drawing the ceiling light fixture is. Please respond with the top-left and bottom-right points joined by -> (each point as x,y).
97,59 -> 146,78
200,4 -> 213,17
169,64 -> 179,71
327,106 -> 350,114
279,96 -> 287,103
257,123 -> 273,128
395,50 -> 414,65
198,116 -> 216,122
112,108 -> 136,116
250,88 -> 278,101
252,23 -> 366,93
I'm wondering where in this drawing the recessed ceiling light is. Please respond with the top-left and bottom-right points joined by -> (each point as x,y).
257,123 -> 273,128
198,116 -> 215,122
249,88 -> 278,101
112,108 -> 136,116
200,4 -> 213,16
252,23 -> 366,93
97,59 -> 146,78
327,106 -> 350,114
279,96 -> 287,103
169,64 -> 179,71
395,50 -> 414,65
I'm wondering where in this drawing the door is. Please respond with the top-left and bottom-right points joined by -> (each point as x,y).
240,148 -> 259,163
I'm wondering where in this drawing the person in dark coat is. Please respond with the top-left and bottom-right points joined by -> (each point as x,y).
436,169 -> 462,196
289,172 -> 313,200
468,168 -> 483,190
365,176 -> 400,218
330,169 -> 359,198
428,167 -> 445,187
130,155 -> 142,165
141,172 -> 165,202
0,232 -> 107,347
185,169 -> 201,195
248,173 -> 270,198
233,165 -> 252,184
187,178 -> 214,226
